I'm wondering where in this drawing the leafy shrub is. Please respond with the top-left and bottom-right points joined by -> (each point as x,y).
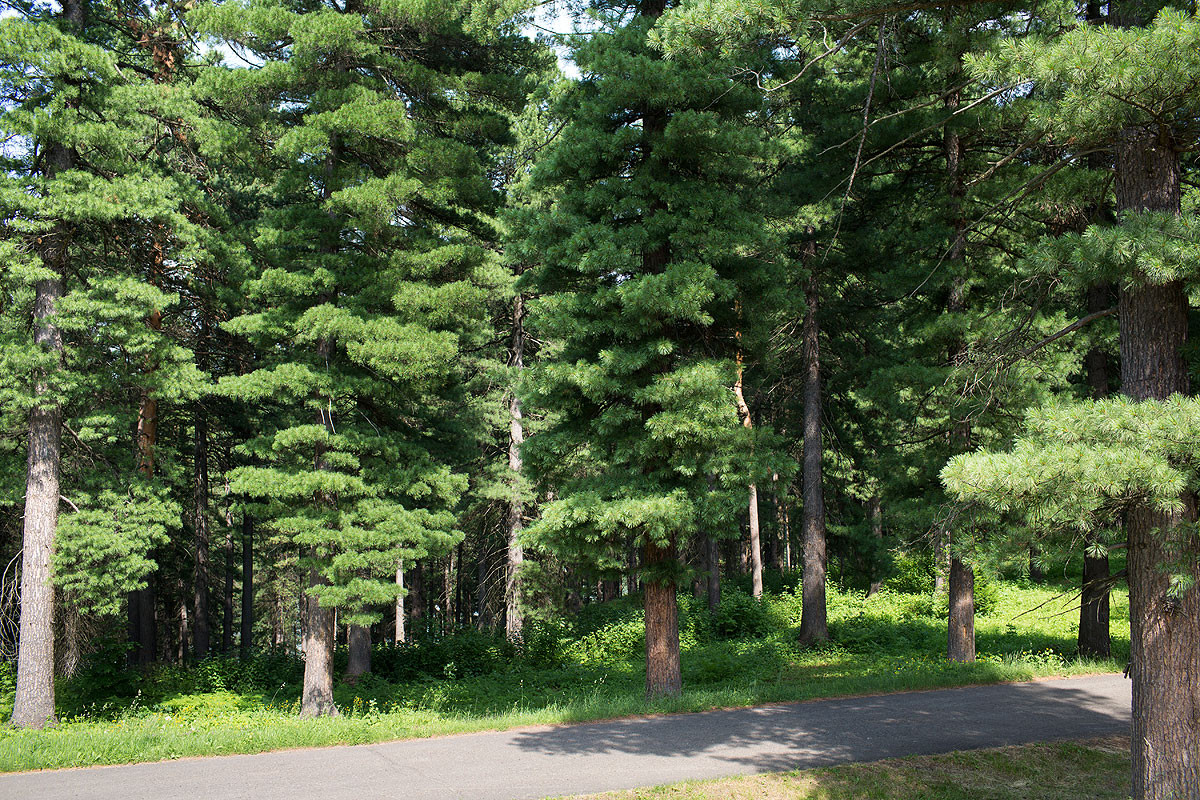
884,550 -> 935,594
564,615 -> 646,664
373,629 -> 517,682
518,617 -> 572,668
57,637 -> 138,714
710,589 -> 771,639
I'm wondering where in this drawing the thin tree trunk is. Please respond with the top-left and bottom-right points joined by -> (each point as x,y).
192,398 -> 211,659
129,302 -> 161,667
178,596 -> 188,664
222,504 -> 235,654
60,601 -> 81,680
1079,282 -> 1112,660
942,65 -> 975,662
867,495 -> 885,597
475,548 -> 488,629
1112,99 -> 1199,797
241,515 -> 253,659
798,274 -> 828,646
300,567 -> 338,717
1027,544 -> 1044,583
506,292 -> 525,640
706,535 -> 720,612
733,352 -> 763,599
410,562 -> 423,629
774,473 -> 791,572
272,591 -> 284,648
644,536 -> 681,700
345,624 -> 370,682
444,551 -> 455,632
394,561 -> 406,644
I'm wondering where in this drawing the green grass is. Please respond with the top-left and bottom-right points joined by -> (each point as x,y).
565,737 -> 1132,799
0,580 -> 1130,773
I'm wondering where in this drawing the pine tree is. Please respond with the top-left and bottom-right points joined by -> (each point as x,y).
1,0 -> 213,724
954,9 -> 1200,795
515,0 -> 774,699
194,0 -> 537,715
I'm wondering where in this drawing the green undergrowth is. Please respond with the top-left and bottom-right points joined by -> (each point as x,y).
0,579 -> 1129,773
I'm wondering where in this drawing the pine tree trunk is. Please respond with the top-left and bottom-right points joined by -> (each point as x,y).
1113,113 -> 1199,798
1079,284 -> 1112,659
222,508 -> 235,654
798,275 -> 828,646
60,602 -> 82,679
444,551 -> 455,631
300,567 -> 338,717
733,357 -> 763,599
942,69 -> 976,662
867,495 -> 884,597
506,292 -> 525,640
774,473 -> 791,572
410,562 -> 424,628
192,400 -> 211,659
644,537 -> 681,700
12,139 -> 76,729
302,320 -> 340,715
707,535 -> 721,612
241,515 -> 253,659
345,624 -> 370,682
947,557 -> 975,661
394,560 -> 406,644
1027,544 -> 1044,583
475,549 -> 489,629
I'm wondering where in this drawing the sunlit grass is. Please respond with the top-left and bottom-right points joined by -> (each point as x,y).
567,737 -> 1132,800
0,581 -> 1129,773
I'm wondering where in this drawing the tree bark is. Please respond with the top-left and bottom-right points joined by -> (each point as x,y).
1113,110 -> 1199,798
644,536 -> 681,700
394,560 -> 406,644
192,399 -> 211,659
706,535 -> 720,612
12,100 -> 79,732
475,547 -> 489,629
797,275 -> 828,646
947,556 -> 976,661
1027,544 -> 1044,583
774,473 -> 791,571
410,562 -> 424,629
60,602 -> 81,679
942,67 -> 975,662
222,505 -> 235,654
506,292 -> 525,640
867,495 -> 885,596
300,567 -> 338,717
241,515 -> 253,659
733,354 -> 763,599
1079,283 -> 1112,659
345,624 -> 370,682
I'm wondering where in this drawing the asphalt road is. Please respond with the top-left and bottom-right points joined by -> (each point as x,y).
1,674 -> 1130,800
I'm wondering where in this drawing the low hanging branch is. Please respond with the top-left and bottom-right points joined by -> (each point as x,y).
1019,307 -> 1117,358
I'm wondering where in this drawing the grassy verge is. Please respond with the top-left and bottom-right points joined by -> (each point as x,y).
0,580 -> 1130,773
565,737 -> 1132,800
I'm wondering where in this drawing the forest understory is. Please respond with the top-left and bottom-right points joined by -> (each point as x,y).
0,572 -> 1128,773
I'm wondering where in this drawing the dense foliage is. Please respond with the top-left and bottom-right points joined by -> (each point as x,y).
1,0 -> 1198,794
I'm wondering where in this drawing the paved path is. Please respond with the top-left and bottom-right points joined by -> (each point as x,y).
1,674 -> 1130,800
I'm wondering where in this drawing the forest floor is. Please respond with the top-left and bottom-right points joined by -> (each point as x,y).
0,675 -> 1129,800
566,736 -> 1132,800
0,576 -> 1131,772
